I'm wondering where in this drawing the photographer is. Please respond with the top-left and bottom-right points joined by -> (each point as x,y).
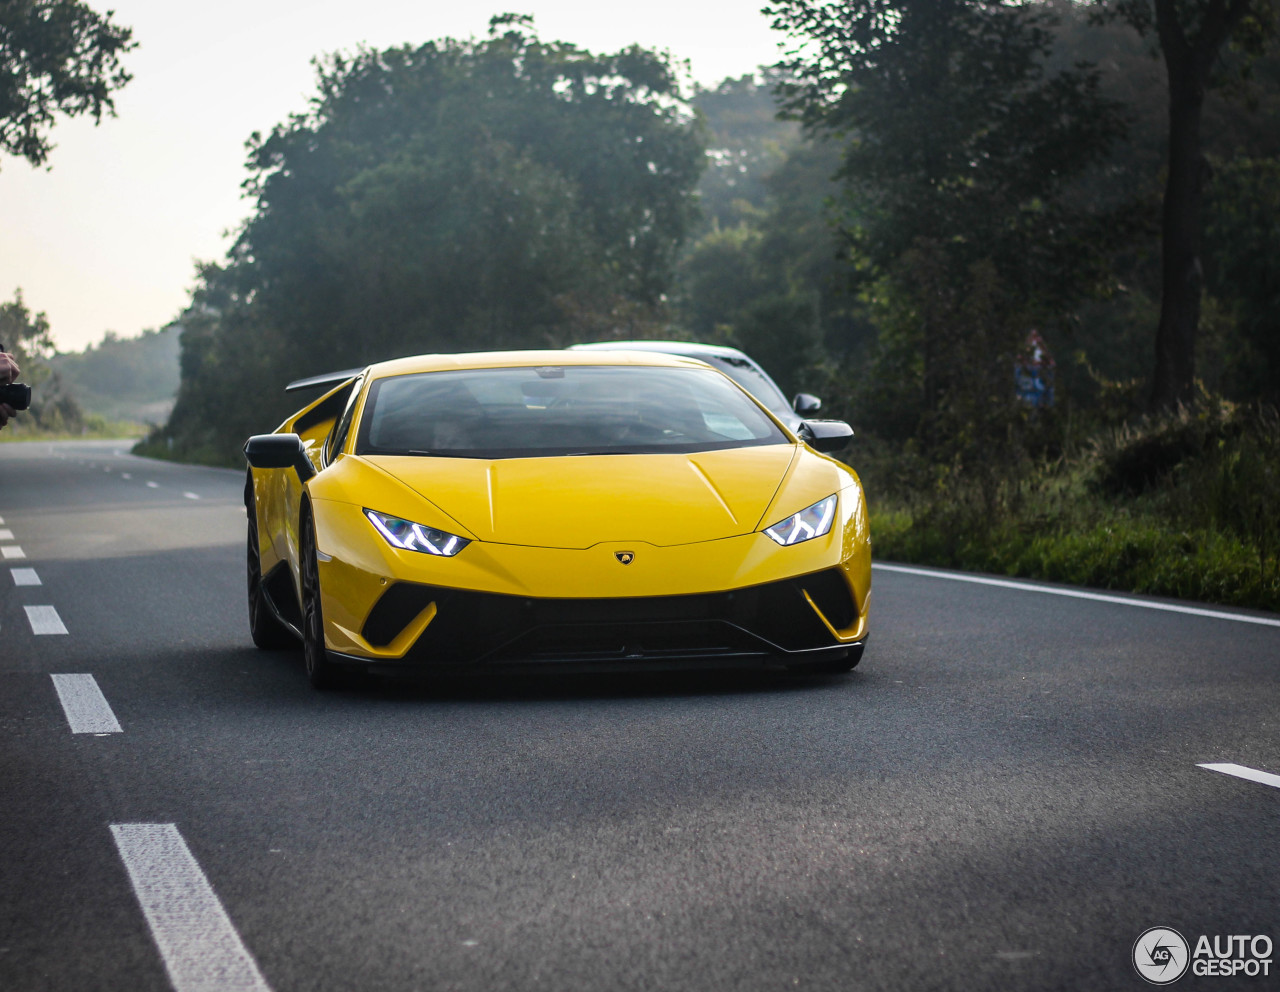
0,350 -> 19,429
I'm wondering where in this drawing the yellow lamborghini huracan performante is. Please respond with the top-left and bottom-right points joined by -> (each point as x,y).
243,351 -> 871,688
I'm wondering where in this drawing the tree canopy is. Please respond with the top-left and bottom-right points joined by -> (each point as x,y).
149,5 -> 1280,478
161,18 -> 705,461
1094,0 -> 1278,408
0,288 -> 84,430
0,0 -> 134,168
764,0 -> 1129,436
689,70 -> 800,232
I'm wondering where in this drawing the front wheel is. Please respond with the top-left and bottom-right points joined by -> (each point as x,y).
300,508 -> 347,690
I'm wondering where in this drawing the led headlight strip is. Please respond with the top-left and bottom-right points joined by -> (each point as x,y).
364,509 -> 470,556
763,494 -> 837,546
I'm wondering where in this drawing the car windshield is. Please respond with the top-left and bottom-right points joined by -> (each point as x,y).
355,365 -> 788,459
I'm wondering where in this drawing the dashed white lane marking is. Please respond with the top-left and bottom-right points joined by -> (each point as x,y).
0,529 -> 12,540
146,481 -> 159,488
1198,763 -> 1280,790
872,562 -> 1280,628
121,472 -> 132,479
11,567 -> 40,586
50,674 -> 122,733
2,545 -> 26,559
110,823 -> 273,992
0,515 -> 6,523
25,605 -> 68,635
184,492 -> 200,500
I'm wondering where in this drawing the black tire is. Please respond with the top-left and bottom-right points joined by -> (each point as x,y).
246,474 -> 294,649
300,507 -> 347,690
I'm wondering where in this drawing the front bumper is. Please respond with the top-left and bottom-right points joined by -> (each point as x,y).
310,489 -> 871,668
330,567 -> 866,672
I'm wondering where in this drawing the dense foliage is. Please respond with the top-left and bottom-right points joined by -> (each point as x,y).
0,0 -> 134,168
871,401 -> 1280,611
137,6 -> 1279,605
1094,0 -> 1278,408
154,17 -> 704,462
48,325 -> 179,424
668,1 -> 1279,601
687,70 -> 800,232
0,289 -> 85,432
765,0 -> 1129,435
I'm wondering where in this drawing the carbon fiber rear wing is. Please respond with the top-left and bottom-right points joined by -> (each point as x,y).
284,368 -> 365,393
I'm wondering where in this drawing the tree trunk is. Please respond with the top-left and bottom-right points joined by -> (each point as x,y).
1148,0 -> 1253,411
1151,60 -> 1207,410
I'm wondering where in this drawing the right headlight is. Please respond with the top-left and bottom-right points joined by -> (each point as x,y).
763,494 -> 837,546
364,509 -> 470,556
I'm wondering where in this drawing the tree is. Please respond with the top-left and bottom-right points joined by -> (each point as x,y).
220,16 -> 702,367
675,135 -> 856,396
765,0 -> 1127,427
0,285 -> 51,365
1205,155 -> 1280,399
48,323 -> 181,423
689,70 -> 800,232
160,17 -> 704,462
0,0 -> 134,168
1096,0 -> 1276,408
0,289 -> 84,430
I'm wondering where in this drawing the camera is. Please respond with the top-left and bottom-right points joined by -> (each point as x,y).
0,382 -> 31,410
0,342 -> 30,410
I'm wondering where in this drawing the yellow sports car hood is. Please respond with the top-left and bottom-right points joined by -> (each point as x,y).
363,445 -> 799,549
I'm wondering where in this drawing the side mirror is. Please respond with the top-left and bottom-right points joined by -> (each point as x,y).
798,419 -> 854,454
793,393 -> 822,416
244,433 -> 316,483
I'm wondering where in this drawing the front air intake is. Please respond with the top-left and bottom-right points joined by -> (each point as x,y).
362,583 -> 438,647
800,569 -> 857,629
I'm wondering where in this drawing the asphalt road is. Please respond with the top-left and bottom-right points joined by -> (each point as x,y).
2,439 -> 1278,992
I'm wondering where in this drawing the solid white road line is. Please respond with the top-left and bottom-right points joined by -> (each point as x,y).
110,824 -> 273,992
25,605 -> 68,635
1198,763 -> 1280,790
2,545 -> 25,559
0,529 -> 13,540
184,492 -> 200,500
50,674 -> 122,733
872,562 -> 1280,628
11,567 -> 40,586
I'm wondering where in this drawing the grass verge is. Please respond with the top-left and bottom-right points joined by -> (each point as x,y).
1,421 -> 145,442
870,507 -> 1280,613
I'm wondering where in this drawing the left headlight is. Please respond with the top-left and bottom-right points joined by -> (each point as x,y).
364,509 -> 470,557
763,494 -> 837,546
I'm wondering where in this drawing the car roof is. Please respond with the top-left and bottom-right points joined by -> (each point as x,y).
569,340 -> 754,361
570,340 -> 797,420
363,349 -> 715,382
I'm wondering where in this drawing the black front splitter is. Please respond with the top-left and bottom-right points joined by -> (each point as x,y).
328,640 -> 862,679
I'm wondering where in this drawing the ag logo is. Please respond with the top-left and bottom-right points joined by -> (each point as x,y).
1133,927 -> 1190,984
614,551 -> 635,565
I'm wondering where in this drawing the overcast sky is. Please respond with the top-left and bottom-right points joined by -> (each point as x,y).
0,1 -> 787,352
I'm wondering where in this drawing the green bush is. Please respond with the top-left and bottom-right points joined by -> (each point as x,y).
864,400 -> 1280,612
